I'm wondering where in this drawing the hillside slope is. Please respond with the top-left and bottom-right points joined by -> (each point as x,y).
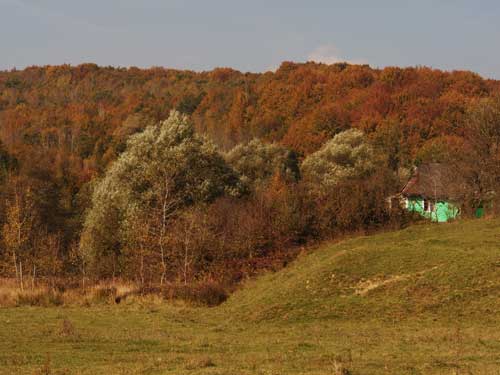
1,220 -> 499,374
224,219 -> 500,323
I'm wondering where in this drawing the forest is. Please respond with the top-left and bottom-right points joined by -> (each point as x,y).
1,62 -> 500,302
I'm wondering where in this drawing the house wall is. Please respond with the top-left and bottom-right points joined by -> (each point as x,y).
406,197 -> 459,222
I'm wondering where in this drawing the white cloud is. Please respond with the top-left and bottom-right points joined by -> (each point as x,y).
307,44 -> 366,65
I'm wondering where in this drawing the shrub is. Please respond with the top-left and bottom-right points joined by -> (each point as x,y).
191,281 -> 228,307
16,289 -> 64,307
89,285 -> 117,304
138,281 -> 228,307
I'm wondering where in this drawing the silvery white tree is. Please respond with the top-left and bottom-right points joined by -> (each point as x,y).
301,129 -> 376,191
225,138 -> 300,190
81,110 -> 242,281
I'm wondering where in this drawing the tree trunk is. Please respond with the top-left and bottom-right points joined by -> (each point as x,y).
184,246 -> 188,286
19,261 -> 24,291
160,247 -> 167,286
12,251 -> 19,287
139,253 -> 144,286
31,264 -> 36,291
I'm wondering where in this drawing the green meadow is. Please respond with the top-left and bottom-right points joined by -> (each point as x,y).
1,219 -> 499,374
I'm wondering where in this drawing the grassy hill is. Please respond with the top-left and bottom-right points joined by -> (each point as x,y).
223,219 -> 500,323
0,219 -> 499,374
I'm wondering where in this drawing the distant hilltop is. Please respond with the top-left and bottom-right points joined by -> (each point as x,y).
0,61 -> 498,171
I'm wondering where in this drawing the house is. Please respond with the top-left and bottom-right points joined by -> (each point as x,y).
401,163 -> 463,222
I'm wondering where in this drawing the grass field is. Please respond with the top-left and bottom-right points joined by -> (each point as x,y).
1,219 -> 499,374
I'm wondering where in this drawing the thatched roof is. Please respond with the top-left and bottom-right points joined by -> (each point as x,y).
401,163 -> 466,201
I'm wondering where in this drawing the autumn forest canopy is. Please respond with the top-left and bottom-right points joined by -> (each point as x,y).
1,62 -> 500,296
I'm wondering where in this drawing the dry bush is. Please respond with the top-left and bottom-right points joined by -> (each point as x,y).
185,281 -> 228,306
15,288 -> 64,307
90,285 -> 117,303
0,278 -> 140,307
82,281 -> 138,305
181,178 -> 314,284
0,292 -> 15,306
0,277 -> 228,307
0,278 -> 18,306
309,170 -> 400,236
134,280 -> 228,306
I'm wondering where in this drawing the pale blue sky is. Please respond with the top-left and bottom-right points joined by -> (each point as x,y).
1,0 -> 499,78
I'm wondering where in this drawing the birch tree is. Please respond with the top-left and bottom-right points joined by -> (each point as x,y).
1,183 -> 37,290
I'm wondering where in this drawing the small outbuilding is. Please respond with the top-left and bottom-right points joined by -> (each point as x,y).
401,163 -> 463,222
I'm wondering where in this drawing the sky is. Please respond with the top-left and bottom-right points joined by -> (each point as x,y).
1,0 -> 499,79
